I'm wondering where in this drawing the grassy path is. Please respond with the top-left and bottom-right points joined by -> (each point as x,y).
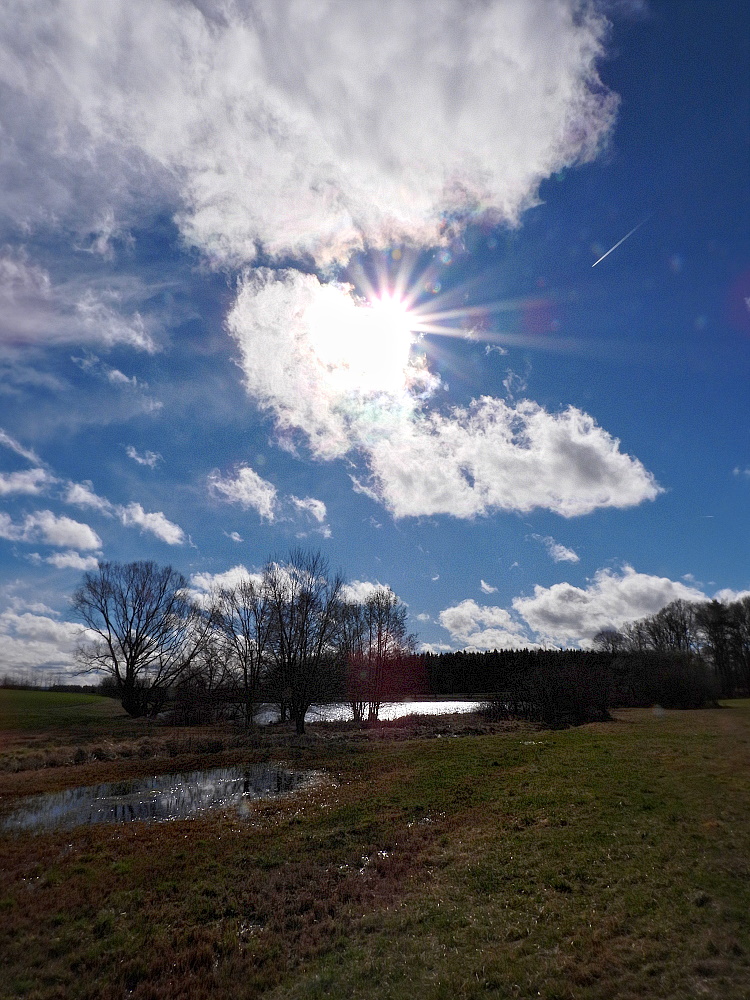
1,702 -> 749,998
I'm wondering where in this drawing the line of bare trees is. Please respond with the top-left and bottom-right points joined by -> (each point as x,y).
72,549 -> 415,733
593,595 -> 750,703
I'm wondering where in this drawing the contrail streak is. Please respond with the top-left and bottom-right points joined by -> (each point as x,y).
592,218 -> 649,267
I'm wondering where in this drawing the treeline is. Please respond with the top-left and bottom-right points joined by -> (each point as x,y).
593,596 -> 750,699
72,550 -> 415,733
70,551 -> 745,732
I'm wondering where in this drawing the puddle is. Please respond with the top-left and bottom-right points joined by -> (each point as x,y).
1,765 -> 318,833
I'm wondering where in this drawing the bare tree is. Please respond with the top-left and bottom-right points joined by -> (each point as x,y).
214,576 -> 274,727
263,548 -> 344,734
72,561 -> 210,717
358,589 -> 415,721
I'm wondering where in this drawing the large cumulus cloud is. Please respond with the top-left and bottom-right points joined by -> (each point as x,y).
0,0 -> 660,521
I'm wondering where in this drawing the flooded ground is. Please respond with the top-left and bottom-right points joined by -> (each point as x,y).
255,699 -> 480,724
1,764 -> 318,833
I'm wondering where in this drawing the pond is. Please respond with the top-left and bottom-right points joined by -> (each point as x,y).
1,764 -> 318,833
255,699 -> 481,724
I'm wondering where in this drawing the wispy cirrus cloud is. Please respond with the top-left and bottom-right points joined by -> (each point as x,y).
0,428 -> 42,464
0,250 -> 157,353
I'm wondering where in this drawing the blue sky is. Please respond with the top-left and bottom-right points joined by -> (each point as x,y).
0,0 -> 748,680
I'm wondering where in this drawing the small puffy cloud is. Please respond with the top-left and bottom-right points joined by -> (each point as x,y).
224,530 -> 243,543
341,580 -> 396,604
190,565 -> 261,593
126,445 -> 161,468
290,496 -> 327,524
119,502 -> 185,545
0,509 -> 102,549
532,534 -> 580,563
733,467 -> 750,478
419,641 -> 454,654
438,599 -> 532,651
64,481 -> 115,514
64,480 -> 185,544
43,550 -> 100,570
713,588 -> 750,604
415,612 -> 431,622
289,494 -> 331,538
0,468 -> 54,496
480,579 -> 498,594
208,464 -> 277,522
513,565 -> 706,646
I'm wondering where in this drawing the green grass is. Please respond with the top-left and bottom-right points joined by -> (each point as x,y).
0,688 -> 121,732
1,704 -> 750,998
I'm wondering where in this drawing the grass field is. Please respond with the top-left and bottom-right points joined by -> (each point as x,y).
0,688 -> 120,732
1,693 -> 750,999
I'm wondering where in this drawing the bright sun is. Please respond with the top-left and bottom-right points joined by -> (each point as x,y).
306,287 -> 415,394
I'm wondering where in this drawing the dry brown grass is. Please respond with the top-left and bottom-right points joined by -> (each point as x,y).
2,702 -> 750,998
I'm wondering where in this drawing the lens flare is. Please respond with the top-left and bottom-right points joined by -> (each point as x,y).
305,287 -> 416,395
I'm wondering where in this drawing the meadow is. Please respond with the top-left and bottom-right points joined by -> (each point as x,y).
1,689 -> 750,999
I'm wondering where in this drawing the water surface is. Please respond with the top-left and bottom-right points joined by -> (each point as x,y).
255,699 -> 480,724
1,764 -> 317,833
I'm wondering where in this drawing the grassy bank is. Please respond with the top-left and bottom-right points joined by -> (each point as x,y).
1,694 -> 750,998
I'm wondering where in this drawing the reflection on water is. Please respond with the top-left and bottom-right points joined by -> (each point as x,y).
255,700 -> 479,725
1,765 -> 316,833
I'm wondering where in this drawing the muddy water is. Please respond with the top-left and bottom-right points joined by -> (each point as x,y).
1,764 -> 318,833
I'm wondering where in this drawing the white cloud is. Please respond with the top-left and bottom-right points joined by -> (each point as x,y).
0,2 -> 661,526
341,579 -> 396,604
438,598 -> 533,651
361,398 -> 661,519
0,249 -> 157,352
533,533 -> 580,563
415,612 -> 432,622
0,468 -> 54,496
190,564 -> 261,594
126,445 -> 162,468
0,0 -> 616,265
733,466 -> 750,478
64,480 -> 185,544
713,588 -> 750,604
64,481 -> 115,514
224,530 -> 243,543
119,502 -> 185,545
513,565 -> 706,646
419,641 -> 453,654
0,509 -> 102,549
480,579 -> 498,594
290,495 -> 327,524
43,550 -> 100,571
0,607 -> 84,678
0,428 -> 41,464
289,494 -> 331,537
208,464 -> 277,521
